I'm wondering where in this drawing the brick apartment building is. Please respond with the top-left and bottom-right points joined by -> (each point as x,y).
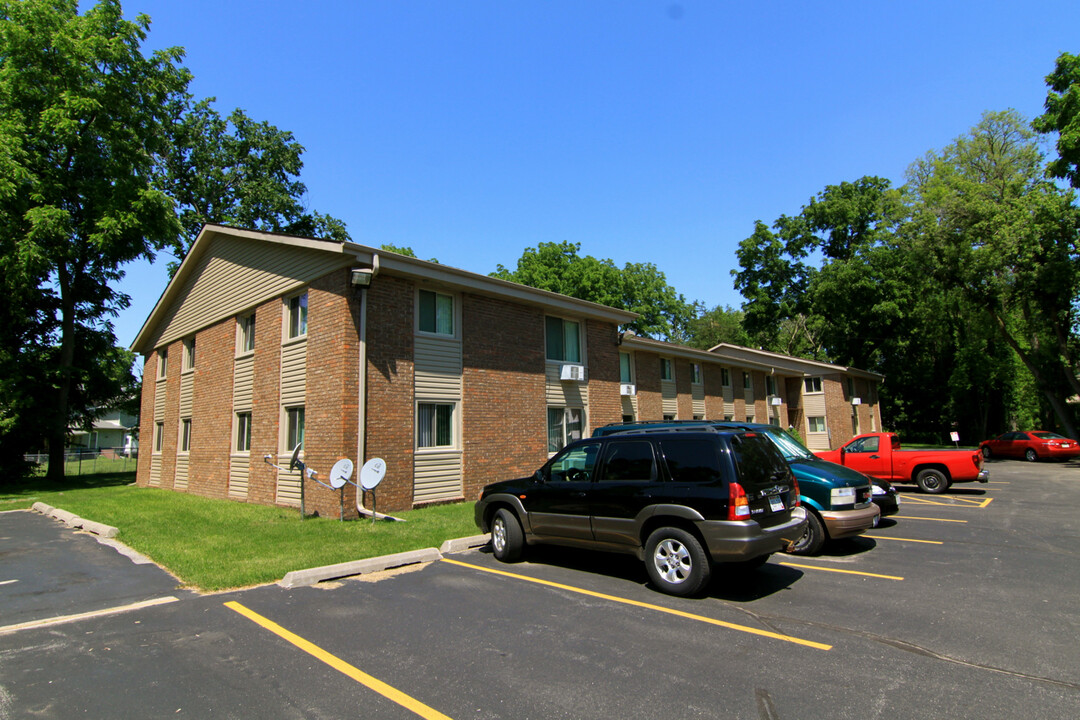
132,225 -> 883,516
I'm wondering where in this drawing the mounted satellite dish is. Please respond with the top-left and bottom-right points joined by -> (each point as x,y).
359,458 -> 386,491
329,458 -> 354,490
288,443 -> 303,472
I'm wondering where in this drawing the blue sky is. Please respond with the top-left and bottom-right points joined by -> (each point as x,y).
115,0 -> 1080,355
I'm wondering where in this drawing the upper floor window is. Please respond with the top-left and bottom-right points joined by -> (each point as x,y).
287,293 -> 308,339
179,419 -> 192,453
721,368 -> 731,387
804,377 -> 823,393
691,363 -> 702,385
286,406 -> 305,451
545,317 -> 581,363
238,313 -> 256,354
743,372 -> 752,390
157,348 -> 168,379
154,421 -> 164,452
765,375 -> 777,396
619,352 -> 634,384
236,412 -> 252,452
660,358 -> 673,381
418,290 -> 454,336
183,337 -> 196,372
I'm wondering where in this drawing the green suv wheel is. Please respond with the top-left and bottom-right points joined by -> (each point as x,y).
785,510 -> 826,556
644,527 -> 711,597
491,508 -> 524,562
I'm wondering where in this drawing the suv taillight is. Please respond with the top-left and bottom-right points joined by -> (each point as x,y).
791,477 -> 801,507
728,480 -> 750,521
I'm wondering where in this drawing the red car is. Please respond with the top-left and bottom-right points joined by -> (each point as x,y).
979,431 -> 1080,462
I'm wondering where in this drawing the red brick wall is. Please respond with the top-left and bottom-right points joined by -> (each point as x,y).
586,320 -> 622,431
305,270 -> 361,517
704,365 -> 725,419
364,275 -> 415,512
824,373 -> 852,448
675,360 -> 693,419
462,294 -> 547,499
188,321 -> 233,499
634,350 -> 662,420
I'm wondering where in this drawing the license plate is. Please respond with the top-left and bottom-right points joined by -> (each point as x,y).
769,495 -> 784,512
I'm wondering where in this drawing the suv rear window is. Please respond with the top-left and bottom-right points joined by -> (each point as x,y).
659,439 -> 723,484
729,433 -> 788,488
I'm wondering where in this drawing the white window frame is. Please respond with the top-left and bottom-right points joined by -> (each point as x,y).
743,372 -> 752,391
545,316 -> 582,363
235,412 -> 252,453
237,313 -> 256,355
179,418 -> 192,454
416,289 -> 457,338
286,292 -> 308,340
804,377 -> 823,394
691,363 -> 702,385
721,367 -> 731,387
547,406 -> 584,454
157,348 -> 168,380
284,406 -> 305,452
416,401 -> 458,450
619,352 -> 634,384
808,416 -> 827,433
154,421 -> 164,453
182,337 -> 196,373
660,358 -> 673,381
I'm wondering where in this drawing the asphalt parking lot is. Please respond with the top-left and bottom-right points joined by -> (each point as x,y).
3,459 -> 1079,719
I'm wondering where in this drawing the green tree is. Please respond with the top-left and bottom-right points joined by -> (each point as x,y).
159,98 -> 348,269
683,304 -> 750,350
907,110 -> 1080,438
492,241 -> 692,340
1034,51 -> 1080,189
0,0 -> 188,477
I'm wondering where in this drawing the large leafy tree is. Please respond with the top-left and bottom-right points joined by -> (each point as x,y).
1034,52 -> 1080,189
159,98 -> 348,268
0,0 -> 188,477
908,110 -> 1080,438
492,241 -> 692,340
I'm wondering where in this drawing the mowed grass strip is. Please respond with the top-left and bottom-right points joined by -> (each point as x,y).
1,473 -> 477,592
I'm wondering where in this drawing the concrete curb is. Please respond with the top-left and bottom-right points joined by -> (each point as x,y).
278,534 -> 491,589
31,503 -> 119,538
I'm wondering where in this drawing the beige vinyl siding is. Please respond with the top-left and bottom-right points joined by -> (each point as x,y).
149,455 -> 162,486
174,455 -> 189,490
278,334 -> 306,506
280,340 -> 307,407
722,385 -> 734,404
414,334 -> 463,503
154,377 -> 166,422
621,394 -> 637,420
803,393 -> 829,450
179,371 -> 194,417
229,454 -> 250,499
692,384 -> 705,418
233,354 -> 254,412
546,363 -> 588,407
152,236 -> 351,349
414,451 -> 464,504
661,379 -> 677,417
276,467 -> 302,506
415,336 -> 462,399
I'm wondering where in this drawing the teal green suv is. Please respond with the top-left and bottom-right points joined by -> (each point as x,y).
594,422 -> 879,555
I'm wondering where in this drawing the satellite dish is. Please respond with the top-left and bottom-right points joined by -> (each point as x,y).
359,458 -> 386,491
329,459 -> 354,490
288,443 -> 303,471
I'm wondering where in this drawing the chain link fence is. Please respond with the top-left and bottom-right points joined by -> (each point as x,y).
23,448 -> 138,476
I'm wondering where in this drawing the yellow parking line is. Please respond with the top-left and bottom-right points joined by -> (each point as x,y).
224,602 -> 453,720
441,558 -> 831,651
864,535 -> 943,545
894,516 -> 967,523
779,562 -> 903,581
902,496 -> 992,508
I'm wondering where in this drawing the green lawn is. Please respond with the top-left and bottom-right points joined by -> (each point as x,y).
1,473 -> 479,592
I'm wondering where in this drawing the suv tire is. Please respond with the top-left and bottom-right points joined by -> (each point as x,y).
644,527 -> 711,597
786,509 -> 826,555
491,508 -> 524,562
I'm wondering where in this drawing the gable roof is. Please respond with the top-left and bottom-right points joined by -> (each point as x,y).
132,225 -> 638,354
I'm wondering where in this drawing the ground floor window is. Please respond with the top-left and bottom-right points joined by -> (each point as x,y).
236,412 -> 252,452
286,406 -> 305,451
417,402 -> 456,448
548,407 -> 583,453
808,416 -> 826,433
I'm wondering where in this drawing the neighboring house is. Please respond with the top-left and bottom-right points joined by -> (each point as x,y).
69,409 -> 139,457
131,225 -> 883,516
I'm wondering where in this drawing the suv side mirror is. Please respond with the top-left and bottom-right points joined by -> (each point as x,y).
533,469 -> 546,483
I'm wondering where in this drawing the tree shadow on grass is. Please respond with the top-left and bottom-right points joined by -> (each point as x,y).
1,471 -> 136,498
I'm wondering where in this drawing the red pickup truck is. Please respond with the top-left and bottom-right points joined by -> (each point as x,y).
816,432 -> 989,494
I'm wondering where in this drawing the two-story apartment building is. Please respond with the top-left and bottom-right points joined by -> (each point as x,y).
132,225 -> 882,516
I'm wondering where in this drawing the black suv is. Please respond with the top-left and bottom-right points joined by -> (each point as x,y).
474,428 -> 807,596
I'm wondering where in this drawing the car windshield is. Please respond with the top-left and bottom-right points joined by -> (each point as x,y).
759,427 -> 817,461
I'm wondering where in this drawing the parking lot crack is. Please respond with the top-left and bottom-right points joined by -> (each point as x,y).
736,608 -> 1080,694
